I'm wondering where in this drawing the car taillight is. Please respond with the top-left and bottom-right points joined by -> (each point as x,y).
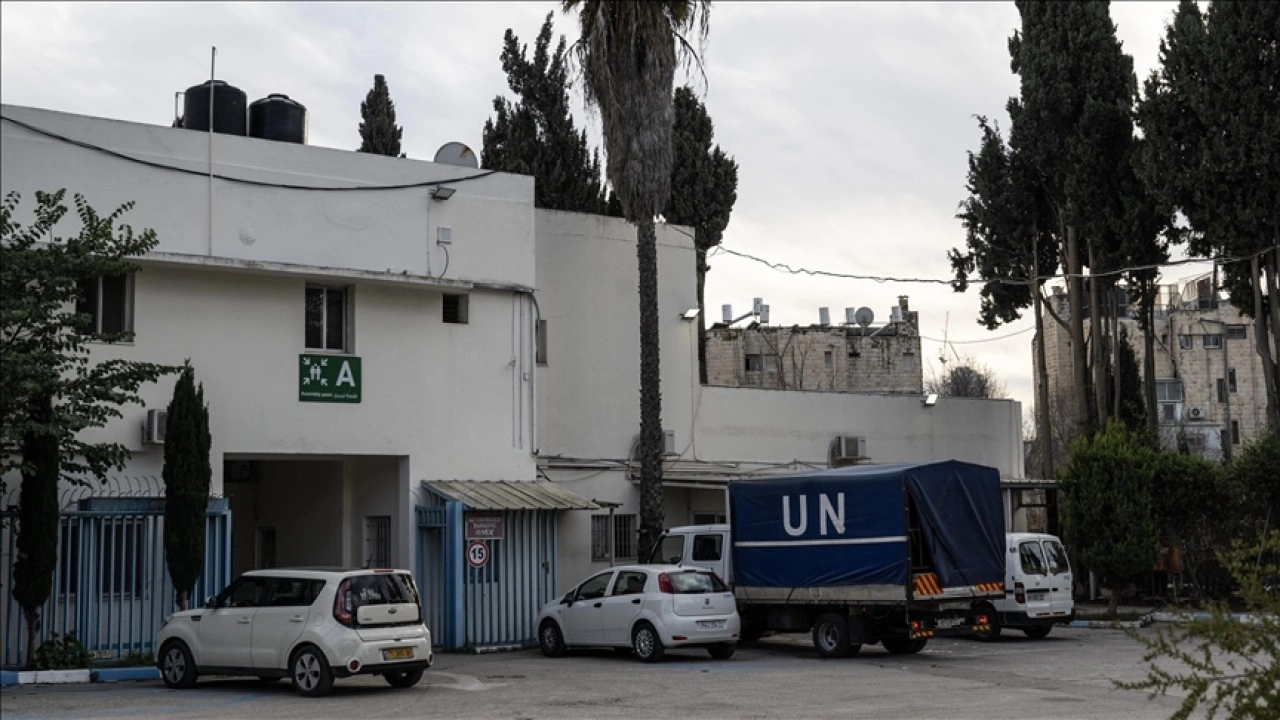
657,573 -> 674,594
1014,581 -> 1026,604
333,578 -> 355,627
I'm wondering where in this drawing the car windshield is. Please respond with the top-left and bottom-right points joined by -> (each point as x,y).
668,571 -> 728,594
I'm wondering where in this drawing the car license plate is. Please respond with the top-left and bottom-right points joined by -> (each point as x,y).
382,647 -> 414,661
937,617 -> 962,629
697,620 -> 725,630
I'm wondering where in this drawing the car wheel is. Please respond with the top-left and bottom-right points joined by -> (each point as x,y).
812,613 -> 851,658
973,604 -> 1001,642
539,621 -> 567,658
883,636 -> 927,654
632,622 -> 665,663
159,640 -> 198,689
707,643 -> 736,660
290,646 -> 334,698
384,668 -> 425,688
1023,625 -> 1052,640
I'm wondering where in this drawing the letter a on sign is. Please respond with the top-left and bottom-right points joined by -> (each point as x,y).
336,361 -> 356,387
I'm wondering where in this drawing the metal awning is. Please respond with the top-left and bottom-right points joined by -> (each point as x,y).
421,480 -> 599,511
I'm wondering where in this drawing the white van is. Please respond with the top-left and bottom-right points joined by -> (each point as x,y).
973,533 -> 1075,640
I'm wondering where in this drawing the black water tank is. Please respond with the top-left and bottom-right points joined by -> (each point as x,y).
183,80 -> 247,135
249,94 -> 307,144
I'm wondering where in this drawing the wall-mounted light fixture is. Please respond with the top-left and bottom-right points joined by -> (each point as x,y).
430,186 -> 456,201
923,393 -> 939,407
680,307 -> 701,321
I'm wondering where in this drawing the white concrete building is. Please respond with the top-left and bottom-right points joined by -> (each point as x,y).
2,101 -> 1028,657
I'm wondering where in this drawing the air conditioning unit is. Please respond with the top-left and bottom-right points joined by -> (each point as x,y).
143,409 -> 167,445
1188,408 -> 1204,421
663,429 -> 677,456
833,436 -> 866,462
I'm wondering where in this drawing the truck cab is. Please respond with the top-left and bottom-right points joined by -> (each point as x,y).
973,532 -> 1075,640
653,525 -> 732,582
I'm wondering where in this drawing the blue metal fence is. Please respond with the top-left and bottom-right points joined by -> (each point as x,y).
415,492 -> 560,651
1,499 -> 231,668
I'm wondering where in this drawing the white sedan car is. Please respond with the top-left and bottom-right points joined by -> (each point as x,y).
536,565 -> 740,661
156,568 -> 433,697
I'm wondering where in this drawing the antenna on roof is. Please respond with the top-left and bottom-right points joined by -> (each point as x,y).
854,307 -> 874,333
433,142 -> 478,168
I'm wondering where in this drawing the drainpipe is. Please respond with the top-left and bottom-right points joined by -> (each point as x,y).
207,46 -> 216,256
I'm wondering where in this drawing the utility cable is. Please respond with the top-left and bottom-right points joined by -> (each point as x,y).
1,114 -> 497,191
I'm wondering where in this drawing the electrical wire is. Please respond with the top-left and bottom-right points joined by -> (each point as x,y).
704,243 -> 1275,287
1,114 -> 497,191
919,326 -> 1035,344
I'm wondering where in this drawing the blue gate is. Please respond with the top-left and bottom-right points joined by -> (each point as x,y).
416,481 -> 571,651
1,498 -> 231,668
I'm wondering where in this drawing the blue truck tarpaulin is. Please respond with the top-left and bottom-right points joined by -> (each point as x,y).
728,461 -> 1005,590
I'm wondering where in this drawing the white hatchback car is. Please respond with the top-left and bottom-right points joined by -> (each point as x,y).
536,564 -> 740,661
156,568 -> 433,697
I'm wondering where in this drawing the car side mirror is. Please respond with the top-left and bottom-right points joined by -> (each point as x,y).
561,592 -> 574,606
205,595 -> 219,609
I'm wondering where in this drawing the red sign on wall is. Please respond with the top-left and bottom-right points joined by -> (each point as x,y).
465,512 -> 504,541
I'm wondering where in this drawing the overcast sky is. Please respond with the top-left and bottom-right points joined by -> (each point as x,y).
2,1 -> 1200,421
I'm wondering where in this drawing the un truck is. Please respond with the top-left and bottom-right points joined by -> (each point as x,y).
651,460 -> 1007,657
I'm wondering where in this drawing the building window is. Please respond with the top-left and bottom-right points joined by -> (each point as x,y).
305,286 -> 349,351
1203,334 -> 1222,349
1178,335 -> 1192,350
1231,420 -> 1241,445
745,353 -> 779,373
443,293 -> 469,324
1217,379 -> 1227,403
77,274 -> 134,337
536,319 -> 548,365
1229,368 -> 1237,393
1157,379 -> 1183,423
824,350 -> 834,371
1226,325 -> 1247,340
591,514 -> 637,561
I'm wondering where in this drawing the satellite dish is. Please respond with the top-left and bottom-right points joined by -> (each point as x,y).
854,307 -> 875,330
433,142 -> 478,169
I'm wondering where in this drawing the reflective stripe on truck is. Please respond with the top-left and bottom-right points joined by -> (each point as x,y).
912,573 -> 1004,599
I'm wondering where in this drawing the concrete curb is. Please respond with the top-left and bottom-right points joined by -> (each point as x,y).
1068,612 -> 1155,629
0,666 -> 158,686
1150,611 -> 1266,625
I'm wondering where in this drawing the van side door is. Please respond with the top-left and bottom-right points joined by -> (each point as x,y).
684,532 -> 729,581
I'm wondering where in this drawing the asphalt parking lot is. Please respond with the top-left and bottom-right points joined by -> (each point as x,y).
1,627 -> 1188,720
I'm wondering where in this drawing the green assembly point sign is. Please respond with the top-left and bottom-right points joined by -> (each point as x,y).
299,354 -> 361,403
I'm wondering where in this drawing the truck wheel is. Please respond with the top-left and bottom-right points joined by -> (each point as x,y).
740,620 -> 767,644
973,604 -> 1001,642
1023,625 -> 1052,639
883,637 -> 927,654
812,613 -> 851,658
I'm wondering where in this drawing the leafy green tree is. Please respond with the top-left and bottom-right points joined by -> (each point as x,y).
1138,0 -> 1280,427
163,361 -> 212,611
1119,531 -> 1280,720
564,0 -> 709,561
1059,421 -> 1159,615
665,85 -> 738,384
482,13 -> 607,214
358,74 -> 404,157
1229,430 -> 1280,541
1,190 -> 173,667
1150,451 -> 1233,599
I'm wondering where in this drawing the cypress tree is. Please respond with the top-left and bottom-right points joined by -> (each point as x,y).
665,86 -> 739,384
13,393 -> 59,670
358,74 -> 405,158
162,361 -> 211,611
481,13 -> 607,213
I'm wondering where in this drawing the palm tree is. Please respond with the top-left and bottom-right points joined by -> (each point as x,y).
564,0 -> 709,560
